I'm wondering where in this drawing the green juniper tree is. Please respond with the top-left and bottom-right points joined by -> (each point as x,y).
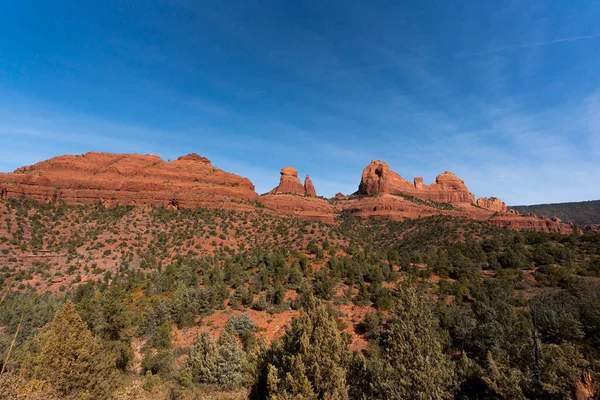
258,294 -> 351,400
33,300 -> 117,399
358,287 -> 456,400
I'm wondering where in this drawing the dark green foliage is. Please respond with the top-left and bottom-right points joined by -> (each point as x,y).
257,295 -> 351,399
355,287 -> 455,399
1,199 -> 600,398
186,328 -> 248,389
0,291 -> 61,350
510,199 -> 600,225
32,301 -> 118,398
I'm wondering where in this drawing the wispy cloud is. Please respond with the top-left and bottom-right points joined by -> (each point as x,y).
457,34 -> 600,57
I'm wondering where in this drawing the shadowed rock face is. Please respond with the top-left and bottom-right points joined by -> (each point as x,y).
358,160 -> 475,204
0,152 -> 258,209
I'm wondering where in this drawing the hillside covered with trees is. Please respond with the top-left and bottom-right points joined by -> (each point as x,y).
510,200 -> 600,225
0,199 -> 598,399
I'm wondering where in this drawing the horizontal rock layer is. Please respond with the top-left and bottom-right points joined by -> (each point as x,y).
358,160 -> 475,204
0,152 -> 258,210
0,152 -> 574,233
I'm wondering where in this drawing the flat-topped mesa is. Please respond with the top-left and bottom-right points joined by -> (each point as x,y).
269,167 -> 317,196
304,175 -> 317,196
358,160 -> 475,204
0,152 -> 258,209
477,197 -> 507,212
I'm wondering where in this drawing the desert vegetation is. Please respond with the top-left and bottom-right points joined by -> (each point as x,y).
0,199 -> 599,399
510,199 -> 600,225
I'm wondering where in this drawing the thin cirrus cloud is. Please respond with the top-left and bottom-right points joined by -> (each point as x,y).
0,1 -> 599,204
456,33 -> 600,57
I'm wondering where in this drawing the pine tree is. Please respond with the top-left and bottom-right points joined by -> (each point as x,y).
216,326 -> 247,389
34,300 -> 116,399
187,332 -> 219,385
263,294 -> 350,399
374,287 -> 455,399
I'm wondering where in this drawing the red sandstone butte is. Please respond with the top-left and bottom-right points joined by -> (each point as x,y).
358,160 -> 475,204
0,153 -> 577,233
269,166 -> 306,195
262,167 -> 332,221
0,152 -> 258,210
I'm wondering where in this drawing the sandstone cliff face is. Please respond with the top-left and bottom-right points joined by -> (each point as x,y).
358,160 -> 475,204
477,197 -> 507,212
0,152 -> 258,210
0,153 -> 578,233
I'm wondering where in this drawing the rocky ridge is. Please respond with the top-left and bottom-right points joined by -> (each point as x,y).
0,152 -> 258,210
358,160 -> 476,204
0,152 -> 576,233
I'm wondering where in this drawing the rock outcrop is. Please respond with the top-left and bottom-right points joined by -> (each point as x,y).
477,197 -> 507,212
0,153 -> 578,233
260,194 -> 334,223
304,175 -> 316,197
574,372 -> 594,400
358,160 -> 475,204
269,167 -> 317,197
0,152 -> 258,210
263,168 -> 328,221
487,213 -> 574,234
270,167 -> 306,195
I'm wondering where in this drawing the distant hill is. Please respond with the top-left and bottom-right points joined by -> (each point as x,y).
509,200 -> 600,225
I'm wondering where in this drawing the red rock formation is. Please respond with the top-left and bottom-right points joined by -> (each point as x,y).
477,197 -> 507,212
270,167 -> 306,195
304,175 -> 317,196
0,153 -> 578,233
269,167 -> 318,197
487,213 -> 574,234
0,152 -> 258,210
263,168 -> 327,221
340,193 -> 439,220
574,372 -> 594,400
338,194 -> 573,234
334,192 -> 346,199
176,153 -> 211,164
583,224 -> 600,233
358,160 -> 475,204
260,194 -> 334,223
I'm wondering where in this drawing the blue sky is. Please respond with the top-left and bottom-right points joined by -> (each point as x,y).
1,0 -> 599,205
